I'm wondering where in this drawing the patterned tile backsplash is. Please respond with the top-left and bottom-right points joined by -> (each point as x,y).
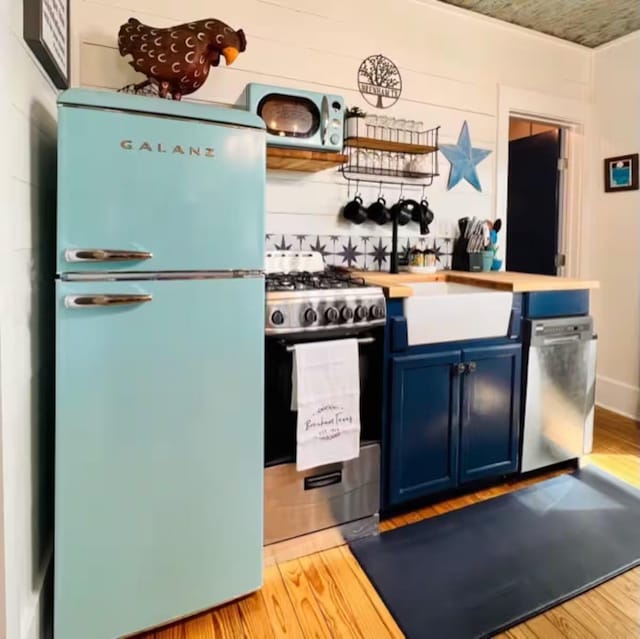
265,234 -> 454,271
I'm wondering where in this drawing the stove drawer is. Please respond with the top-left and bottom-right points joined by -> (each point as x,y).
264,443 -> 380,545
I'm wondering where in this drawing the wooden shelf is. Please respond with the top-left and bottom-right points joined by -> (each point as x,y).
266,147 -> 348,172
344,137 -> 437,155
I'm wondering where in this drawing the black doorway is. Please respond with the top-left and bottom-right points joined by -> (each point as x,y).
506,120 -> 562,275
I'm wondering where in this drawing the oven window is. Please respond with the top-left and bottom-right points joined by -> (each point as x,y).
264,332 -> 383,467
258,94 -> 320,139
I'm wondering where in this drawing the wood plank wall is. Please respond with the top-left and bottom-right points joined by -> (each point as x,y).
71,0 -> 592,238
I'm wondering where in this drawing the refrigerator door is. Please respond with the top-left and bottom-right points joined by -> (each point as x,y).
57,102 -> 265,274
55,277 -> 264,639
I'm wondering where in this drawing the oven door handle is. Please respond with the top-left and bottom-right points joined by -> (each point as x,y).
285,337 -> 375,353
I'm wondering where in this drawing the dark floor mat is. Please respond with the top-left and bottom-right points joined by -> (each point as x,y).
350,467 -> 640,638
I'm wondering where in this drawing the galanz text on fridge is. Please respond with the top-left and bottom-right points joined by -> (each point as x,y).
119,140 -> 215,157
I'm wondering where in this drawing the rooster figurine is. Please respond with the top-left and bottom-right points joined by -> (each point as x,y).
118,18 -> 246,100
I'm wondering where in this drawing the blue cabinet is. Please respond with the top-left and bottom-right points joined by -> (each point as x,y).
389,351 -> 461,505
459,344 -> 521,483
388,343 -> 521,507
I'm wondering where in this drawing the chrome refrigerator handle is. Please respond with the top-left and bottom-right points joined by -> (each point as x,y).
64,249 -> 153,262
64,294 -> 153,309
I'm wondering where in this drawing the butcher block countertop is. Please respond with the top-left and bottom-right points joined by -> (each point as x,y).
351,270 -> 599,298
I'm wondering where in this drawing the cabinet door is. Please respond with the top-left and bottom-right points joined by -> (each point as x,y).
389,351 -> 461,506
460,344 -> 522,483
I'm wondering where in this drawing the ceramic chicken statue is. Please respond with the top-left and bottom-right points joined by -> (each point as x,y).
118,18 -> 246,100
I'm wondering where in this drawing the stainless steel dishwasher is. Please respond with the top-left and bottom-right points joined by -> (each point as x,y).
521,316 -> 597,472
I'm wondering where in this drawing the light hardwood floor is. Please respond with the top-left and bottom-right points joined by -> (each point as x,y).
135,408 -> 640,639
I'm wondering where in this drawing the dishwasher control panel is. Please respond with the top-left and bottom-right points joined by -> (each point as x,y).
527,316 -> 593,344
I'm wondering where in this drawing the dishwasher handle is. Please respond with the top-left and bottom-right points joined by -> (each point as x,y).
541,335 -> 581,346
530,331 -> 596,348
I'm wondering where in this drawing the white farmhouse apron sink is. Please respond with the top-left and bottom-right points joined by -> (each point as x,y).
402,282 -> 513,345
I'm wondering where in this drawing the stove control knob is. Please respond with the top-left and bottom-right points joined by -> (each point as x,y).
303,307 -> 318,324
325,306 -> 339,323
340,306 -> 354,322
370,305 -> 385,320
354,305 -> 368,322
271,310 -> 285,325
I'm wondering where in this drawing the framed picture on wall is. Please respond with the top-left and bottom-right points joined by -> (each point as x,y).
23,0 -> 69,89
604,153 -> 639,192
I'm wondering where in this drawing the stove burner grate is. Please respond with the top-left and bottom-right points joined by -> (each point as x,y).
266,268 -> 368,292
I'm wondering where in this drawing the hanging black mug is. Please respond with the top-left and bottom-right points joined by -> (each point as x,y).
421,199 -> 435,226
391,198 -> 420,226
343,196 -> 367,224
410,198 -> 435,234
367,197 -> 391,225
411,199 -> 435,224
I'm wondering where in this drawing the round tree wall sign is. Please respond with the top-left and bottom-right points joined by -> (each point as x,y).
357,54 -> 402,109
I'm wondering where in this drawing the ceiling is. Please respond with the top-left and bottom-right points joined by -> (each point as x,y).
436,0 -> 640,48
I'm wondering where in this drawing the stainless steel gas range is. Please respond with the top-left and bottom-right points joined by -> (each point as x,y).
263,251 -> 385,547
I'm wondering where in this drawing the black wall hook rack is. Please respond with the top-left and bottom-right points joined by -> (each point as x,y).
340,119 -> 440,273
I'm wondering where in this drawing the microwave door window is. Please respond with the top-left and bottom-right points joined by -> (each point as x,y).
258,94 -> 320,138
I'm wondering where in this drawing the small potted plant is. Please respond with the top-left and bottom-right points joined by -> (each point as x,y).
345,106 -> 367,139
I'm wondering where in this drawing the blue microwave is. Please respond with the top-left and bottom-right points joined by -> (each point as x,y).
246,83 -> 344,152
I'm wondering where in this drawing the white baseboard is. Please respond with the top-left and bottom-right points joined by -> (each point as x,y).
596,374 -> 640,420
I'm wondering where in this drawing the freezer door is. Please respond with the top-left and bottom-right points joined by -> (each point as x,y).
55,278 -> 264,639
57,104 -> 265,273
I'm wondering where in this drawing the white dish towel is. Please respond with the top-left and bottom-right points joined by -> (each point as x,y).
291,339 -> 361,471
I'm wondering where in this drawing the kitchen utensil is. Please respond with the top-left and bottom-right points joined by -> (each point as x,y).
419,199 -> 435,225
467,217 -> 481,239
493,218 -> 502,233
469,252 -> 483,271
481,250 -> 493,271
343,196 -> 367,224
390,199 -> 417,226
367,197 -> 391,225
482,221 -> 491,248
458,217 -> 469,238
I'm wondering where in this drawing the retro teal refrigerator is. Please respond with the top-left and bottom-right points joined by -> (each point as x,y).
54,90 -> 265,639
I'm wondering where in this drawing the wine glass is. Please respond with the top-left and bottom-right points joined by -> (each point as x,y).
365,114 -> 378,139
405,120 -> 416,144
366,151 -> 382,172
389,153 -> 401,176
381,153 -> 391,174
396,118 -> 407,142
378,116 -> 390,141
353,149 -> 368,172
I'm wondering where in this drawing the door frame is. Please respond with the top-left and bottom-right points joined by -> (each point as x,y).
496,86 -> 590,277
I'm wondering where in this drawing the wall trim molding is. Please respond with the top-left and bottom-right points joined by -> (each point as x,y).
594,29 -> 640,53
495,85 -> 591,278
596,374 -> 640,421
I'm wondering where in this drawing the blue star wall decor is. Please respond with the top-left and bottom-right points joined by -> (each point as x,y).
440,121 -> 492,192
